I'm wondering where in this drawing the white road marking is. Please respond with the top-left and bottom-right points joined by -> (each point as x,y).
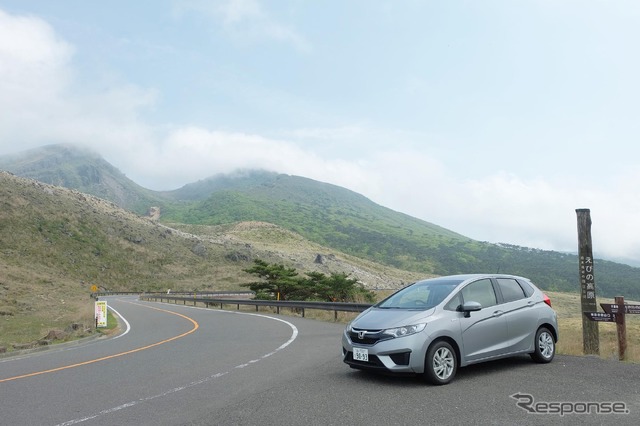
56,307 -> 298,426
107,305 -> 130,339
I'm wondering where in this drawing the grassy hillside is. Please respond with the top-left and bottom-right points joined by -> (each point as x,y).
2,144 -> 639,301
160,172 -> 467,270
157,173 -> 640,300
0,171 -> 421,350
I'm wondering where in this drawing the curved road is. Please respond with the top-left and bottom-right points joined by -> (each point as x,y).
1,296 -> 639,425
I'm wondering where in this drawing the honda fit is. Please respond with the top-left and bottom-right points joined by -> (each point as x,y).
342,274 -> 558,385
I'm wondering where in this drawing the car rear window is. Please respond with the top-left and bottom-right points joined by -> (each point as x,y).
496,278 -> 527,303
517,279 -> 535,297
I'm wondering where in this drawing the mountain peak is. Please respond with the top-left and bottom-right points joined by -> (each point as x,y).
0,144 -> 154,211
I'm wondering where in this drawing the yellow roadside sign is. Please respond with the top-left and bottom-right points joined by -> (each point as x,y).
91,285 -> 98,292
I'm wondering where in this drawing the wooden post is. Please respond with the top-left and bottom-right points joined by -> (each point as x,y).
576,209 -> 600,355
616,296 -> 627,360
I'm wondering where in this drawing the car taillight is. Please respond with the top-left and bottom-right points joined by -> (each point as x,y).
543,294 -> 552,307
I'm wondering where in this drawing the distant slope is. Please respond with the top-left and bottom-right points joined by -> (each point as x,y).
163,170 -> 464,241
0,171 -> 419,346
2,144 -> 639,300
157,173 -> 640,300
160,171 -> 468,270
0,144 -> 161,213
0,170 -> 413,291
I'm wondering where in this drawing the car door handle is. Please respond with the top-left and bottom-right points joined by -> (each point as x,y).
492,310 -> 504,317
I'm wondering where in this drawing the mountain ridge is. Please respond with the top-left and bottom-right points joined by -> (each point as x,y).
1,144 -> 639,301
0,144 -> 161,213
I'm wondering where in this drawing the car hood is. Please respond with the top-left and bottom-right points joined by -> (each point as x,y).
352,307 -> 435,329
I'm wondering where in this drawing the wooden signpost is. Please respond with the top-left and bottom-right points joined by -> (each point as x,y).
576,209 -> 636,361
584,296 -> 640,360
576,209 -> 599,355
601,302 -> 640,315
583,312 -> 615,322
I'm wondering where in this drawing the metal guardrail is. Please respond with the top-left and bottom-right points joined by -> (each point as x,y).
138,294 -> 372,320
93,290 -> 256,298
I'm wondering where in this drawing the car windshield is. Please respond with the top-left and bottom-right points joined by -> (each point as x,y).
376,278 -> 463,310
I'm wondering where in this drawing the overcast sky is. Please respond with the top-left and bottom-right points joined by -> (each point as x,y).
1,1 -> 639,266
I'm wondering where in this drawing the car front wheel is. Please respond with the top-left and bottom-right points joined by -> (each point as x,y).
530,327 -> 555,363
423,340 -> 457,385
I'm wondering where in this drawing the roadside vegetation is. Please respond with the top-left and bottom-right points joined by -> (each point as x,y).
549,291 -> 640,361
242,260 -> 375,302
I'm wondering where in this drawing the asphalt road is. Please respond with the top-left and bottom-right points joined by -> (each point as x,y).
1,296 -> 639,426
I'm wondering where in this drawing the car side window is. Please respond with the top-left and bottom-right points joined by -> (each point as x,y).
496,278 -> 526,303
444,292 -> 462,311
461,279 -> 496,308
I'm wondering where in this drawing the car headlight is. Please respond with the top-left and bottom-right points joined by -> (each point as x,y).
382,323 -> 426,338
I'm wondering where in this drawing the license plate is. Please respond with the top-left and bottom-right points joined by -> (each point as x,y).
353,347 -> 369,362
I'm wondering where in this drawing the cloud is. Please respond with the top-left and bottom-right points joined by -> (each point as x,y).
0,9 -> 158,158
426,170 -> 640,263
175,0 -> 311,52
120,126 -> 370,191
0,10 -> 73,89
0,9 -> 73,141
218,0 -> 262,24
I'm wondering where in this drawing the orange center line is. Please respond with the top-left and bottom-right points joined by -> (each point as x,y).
0,301 -> 199,383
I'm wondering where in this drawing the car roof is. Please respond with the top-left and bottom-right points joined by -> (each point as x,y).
418,273 -> 530,283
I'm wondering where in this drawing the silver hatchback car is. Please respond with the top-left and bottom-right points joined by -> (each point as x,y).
342,274 -> 558,385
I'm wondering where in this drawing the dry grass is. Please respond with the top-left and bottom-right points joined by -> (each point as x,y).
548,291 -> 640,362
0,265 -> 98,350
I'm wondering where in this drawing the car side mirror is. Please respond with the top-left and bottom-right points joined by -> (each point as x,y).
461,301 -> 482,318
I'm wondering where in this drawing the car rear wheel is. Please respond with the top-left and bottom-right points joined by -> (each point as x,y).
530,327 -> 555,363
423,340 -> 457,385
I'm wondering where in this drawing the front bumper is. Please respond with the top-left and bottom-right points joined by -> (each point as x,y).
341,330 -> 430,374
